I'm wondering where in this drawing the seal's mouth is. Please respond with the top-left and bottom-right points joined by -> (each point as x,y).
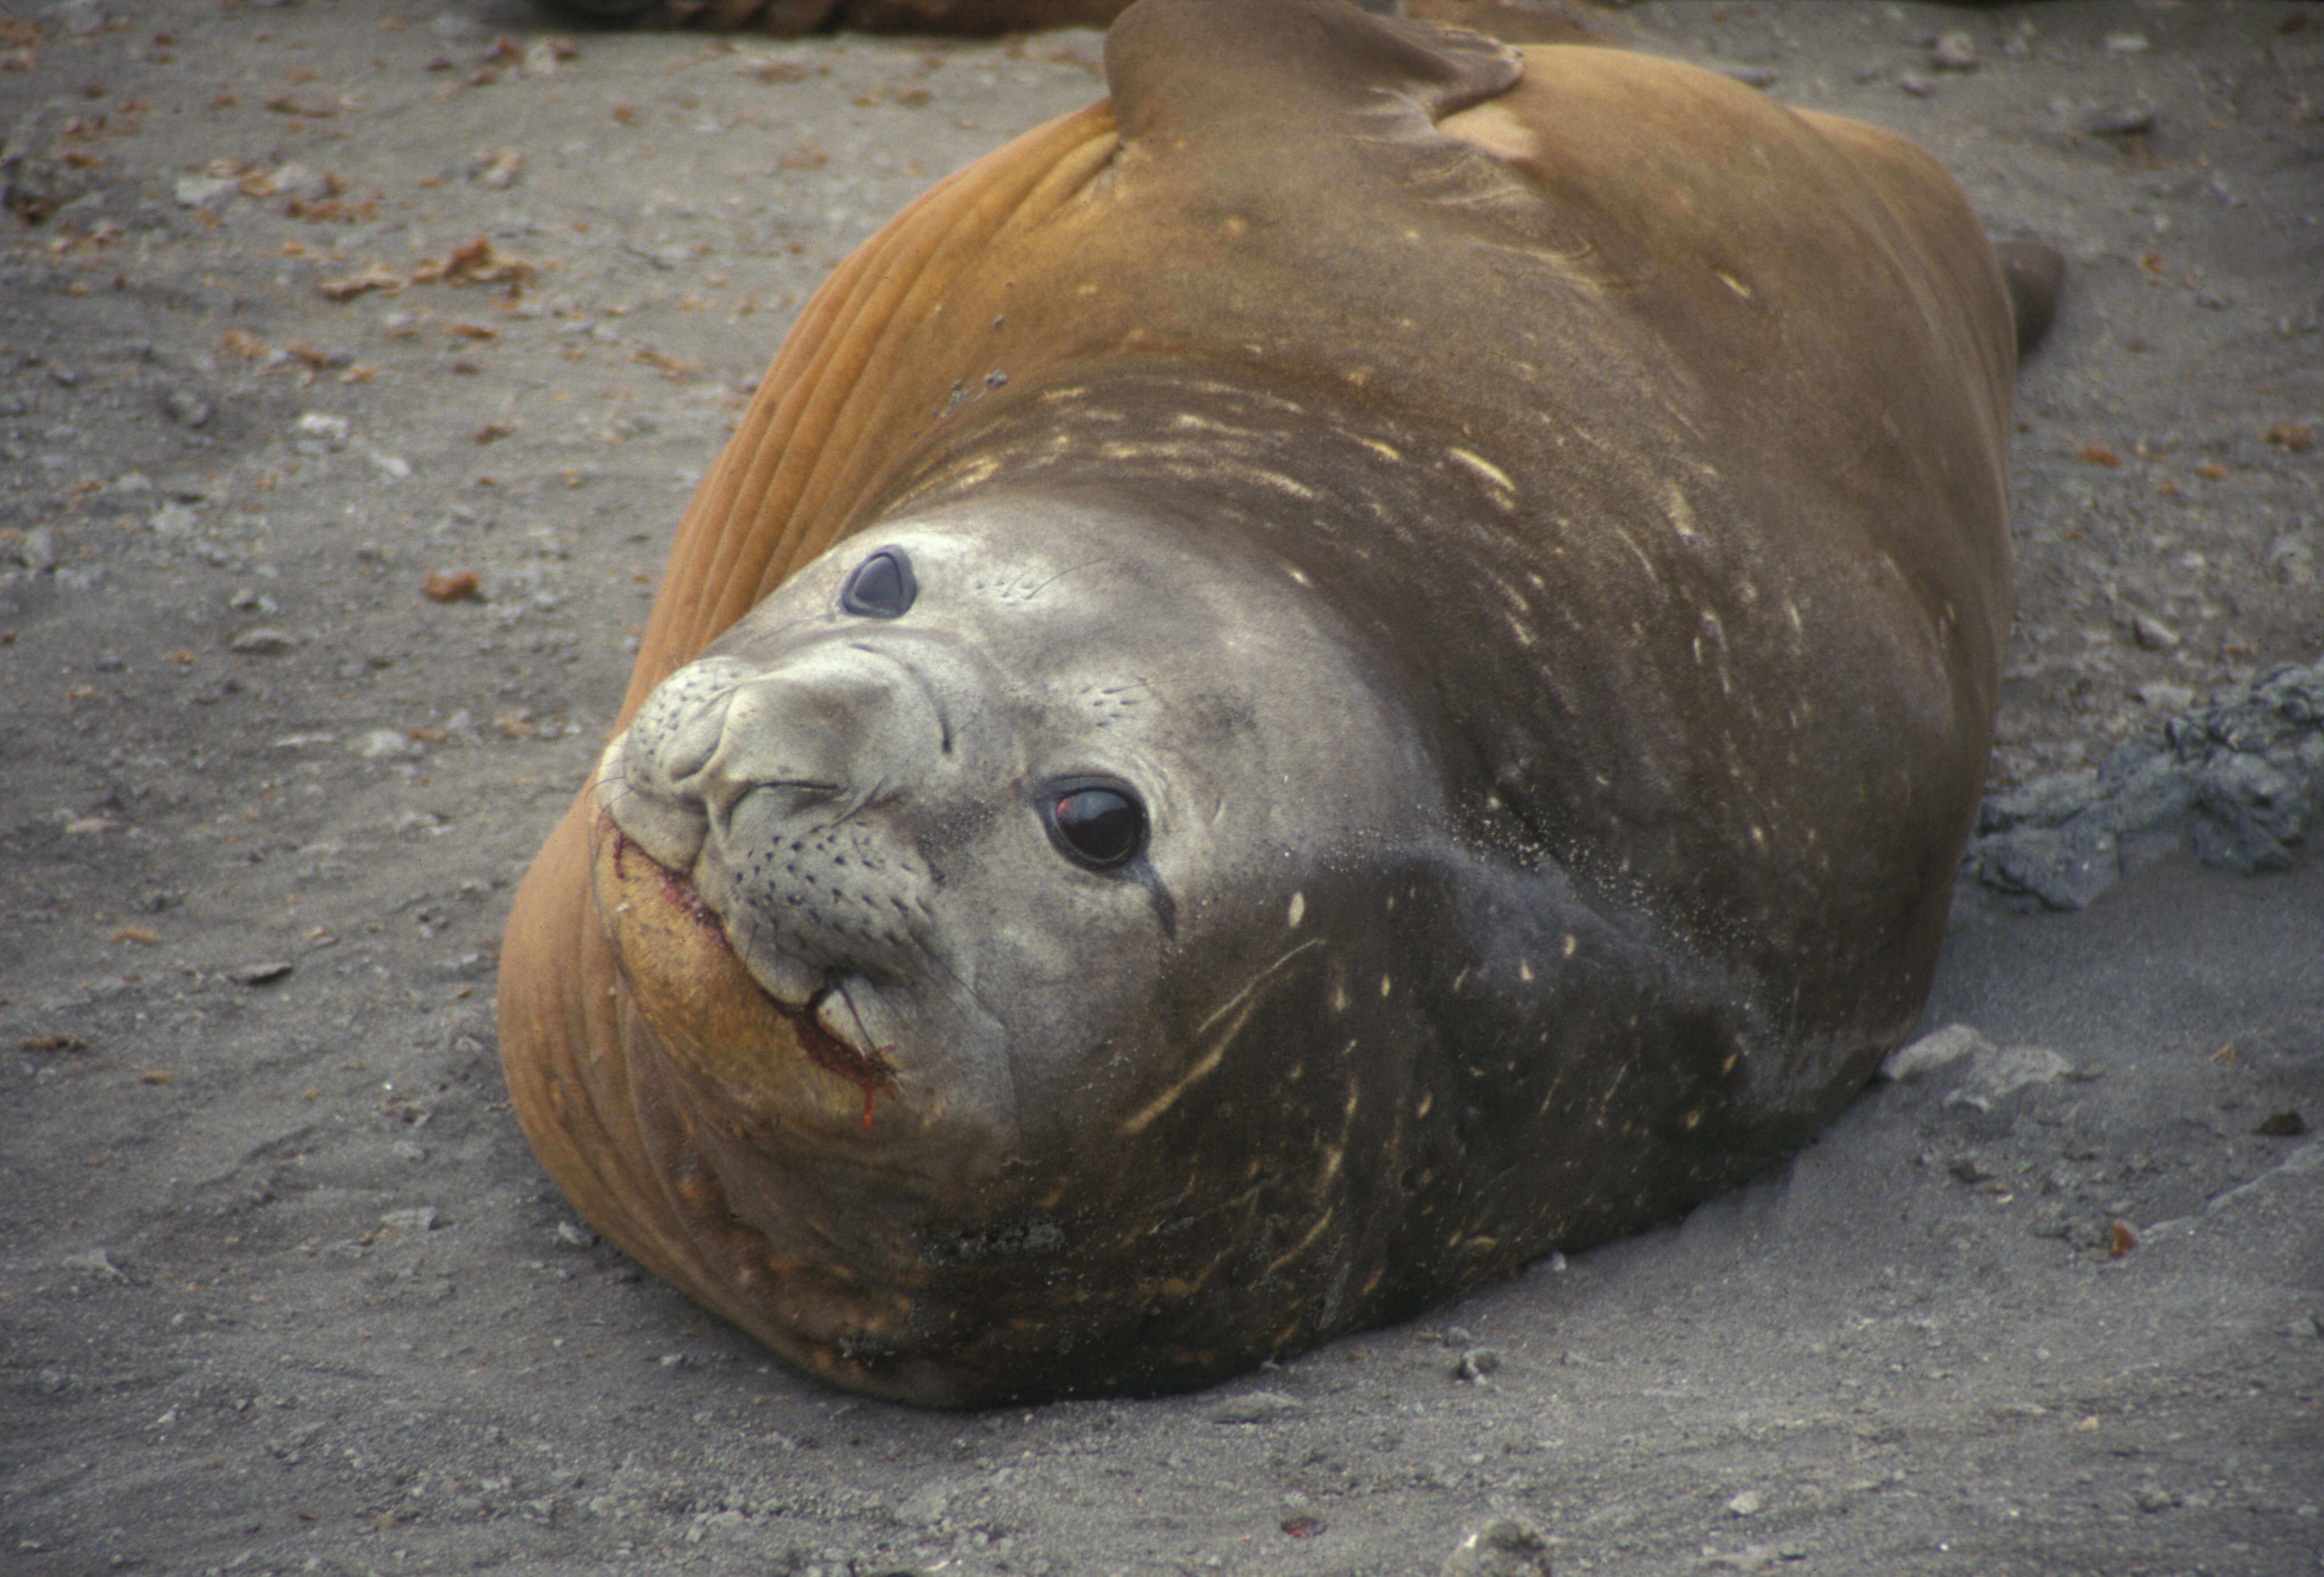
607,823 -> 898,1131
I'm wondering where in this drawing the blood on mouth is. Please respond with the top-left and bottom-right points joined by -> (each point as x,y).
613,821 -> 898,1130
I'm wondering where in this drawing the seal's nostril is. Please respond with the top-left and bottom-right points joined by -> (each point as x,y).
657,698 -> 735,785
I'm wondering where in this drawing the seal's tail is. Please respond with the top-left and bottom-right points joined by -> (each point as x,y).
1992,238 -> 2065,358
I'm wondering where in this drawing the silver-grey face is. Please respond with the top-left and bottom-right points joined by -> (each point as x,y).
595,492 -> 1444,1164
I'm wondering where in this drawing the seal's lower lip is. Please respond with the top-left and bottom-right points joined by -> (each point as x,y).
611,825 -> 897,1130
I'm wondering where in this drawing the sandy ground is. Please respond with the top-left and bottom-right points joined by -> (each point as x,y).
2,1 -> 2320,1574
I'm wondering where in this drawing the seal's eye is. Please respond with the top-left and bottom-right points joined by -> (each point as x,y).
1049,785 -> 1146,869
840,548 -> 916,619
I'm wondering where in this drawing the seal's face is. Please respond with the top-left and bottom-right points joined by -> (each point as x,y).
594,493 -> 1441,1199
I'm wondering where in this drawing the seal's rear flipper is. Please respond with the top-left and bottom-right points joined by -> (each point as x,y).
1105,0 -> 1523,146
1992,238 -> 2064,358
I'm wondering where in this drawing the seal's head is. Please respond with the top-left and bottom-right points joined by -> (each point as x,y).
589,489 -> 1456,1396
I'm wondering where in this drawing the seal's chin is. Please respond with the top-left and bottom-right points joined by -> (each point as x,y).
587,810 -> 901,1136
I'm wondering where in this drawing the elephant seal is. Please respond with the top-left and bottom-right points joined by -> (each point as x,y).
499,0 -> 2050,1406
533,0 -> 1596,43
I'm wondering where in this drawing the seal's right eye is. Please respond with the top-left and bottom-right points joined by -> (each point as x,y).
840,548 -> 916,619
1049,785 -> 1146,869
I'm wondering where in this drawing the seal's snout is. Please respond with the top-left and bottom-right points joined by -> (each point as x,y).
602,643 -> 950,1013
692,649 -> 942,833
604,646 -> 943,871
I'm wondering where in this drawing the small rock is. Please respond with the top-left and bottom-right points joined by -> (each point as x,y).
2135,682 -> 2195,711
2136,1483 -> 2176,1512
2131,614 -> 2181,652
368,449 -> 412,481
658,1352 -> 687,1369
2287,1314 -> 2321,1340
357,728 -> 422,760
380,1207 -> 440,1233
293,411 -> 350,445
269,162 -> 332,204
1946,1155 -> 1996,1184
1880,1023 -> 1989,1083
474,147 -> 524,189
389,1139 -> 428,1162
1453,1347 -> 1501,1383
1442,1326 -> 1475,1347
553,1221 -> 597,1248
2104,32 -> 2150,56
60,1249 -> 128,1282
1931,31 -> 1977,71
891,1482 -> 950,1528
228,961 -> 295,986
229,627 -> 296,656
2266,536 -> 2316,588
1442,1516 -> 1552,1577
173,175 -> 236,210
2083,105 -> 2156,138
1895,71 -> 1937,98
1727,1489 -> 1765,1517
1715,64 -> 1779,89
1209,1390 -> 1302,1424
1945,1043 -> 2074,1110
150,502 -> 199,539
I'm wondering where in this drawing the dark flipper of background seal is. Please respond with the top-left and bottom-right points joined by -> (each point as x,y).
503,0 -> 2031,1404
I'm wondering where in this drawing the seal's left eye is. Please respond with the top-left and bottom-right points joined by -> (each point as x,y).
840,548 -> 916,619
1050,786 -> 1145,868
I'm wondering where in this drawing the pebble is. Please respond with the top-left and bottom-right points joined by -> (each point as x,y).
1931,32 -> 1978,72
553,1221 -> 598,1248
1726,1489 -> 1765,1517
1943,1043 -> 2074,1111
294,412 -> 351,446
891,1482 -> 950,1528
61,1248 -> 128,1282
2131,614 -> 2181,652
381,1206 -> 440,1233
2104,33 -> 2151,56
1208,1390 -> 1302,1424
173,176 -> 237,211
1453,1347 -> 1501,1383
1896,72 -> 1937,98
2288,1314 -> 2321,1340
1441,1517 -> 1552,1577
1879,1023 -> 1990,1083
150,503 -> 199,539
389,1139 -> 428,1162
228,961 -> 295,986
229,628 -> 297,655
2083,105 -> 2157,138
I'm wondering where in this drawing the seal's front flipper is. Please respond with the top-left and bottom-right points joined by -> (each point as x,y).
1104,0 -> 1522,147
1991,238 -> 2065,358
